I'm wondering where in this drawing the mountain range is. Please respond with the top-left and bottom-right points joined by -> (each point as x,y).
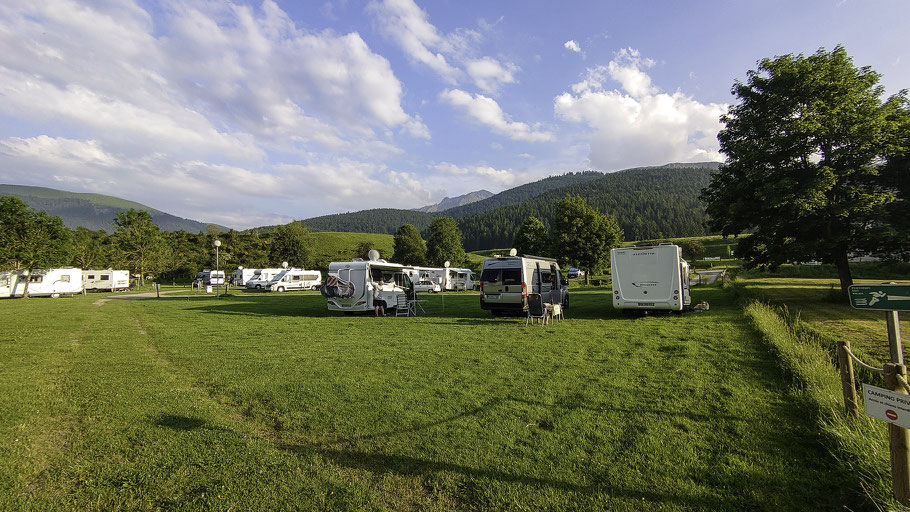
2,161 -> 722,249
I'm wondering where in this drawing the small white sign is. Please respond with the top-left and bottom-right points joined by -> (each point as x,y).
863,384 -> 910,428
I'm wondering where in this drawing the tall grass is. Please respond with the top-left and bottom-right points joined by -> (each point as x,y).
745,301 -> 900,511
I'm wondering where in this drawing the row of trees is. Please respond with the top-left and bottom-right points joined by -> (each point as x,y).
702,46 -> 909,296
512,195 -> 624,283
0,198 -> 318,289
392,217 -> 467,267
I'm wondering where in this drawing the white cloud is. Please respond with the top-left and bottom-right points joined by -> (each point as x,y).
432,162 -> 527,188
367,0 -> 518,93
555,48 -> 727,170
564,40 -> 581,53
439,89 -> 553,142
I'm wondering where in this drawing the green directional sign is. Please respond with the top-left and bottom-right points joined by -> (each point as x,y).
849,284 -> 910,311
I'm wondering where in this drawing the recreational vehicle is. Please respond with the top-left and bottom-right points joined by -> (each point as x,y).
443,268 -> 475,291
245,268 -> 285,289
611,243 -> 691,312
83,269 -> 130,292
0,270 -> 26,298
231,268 -> 261,286
322,257 -> 418,313
193,270 -> 225,287
6,268 -> 84,297
266,269 -> 322,292
479,253 -> 567,315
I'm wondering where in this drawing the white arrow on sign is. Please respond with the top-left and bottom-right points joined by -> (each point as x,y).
869,291 -> 910,306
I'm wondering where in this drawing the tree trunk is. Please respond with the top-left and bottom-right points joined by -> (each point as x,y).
834,249 -> 853,298
584,269 -> 590,286
21,268 -> 31,299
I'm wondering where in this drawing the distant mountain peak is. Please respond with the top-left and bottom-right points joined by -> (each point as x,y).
416,190 -> 494,213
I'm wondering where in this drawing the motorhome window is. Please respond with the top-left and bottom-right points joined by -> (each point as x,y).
61,275 -> 70,282
30,275 -> 43,283
101,275 -> 110,280
480,269 -> 501,283
87,275 -> 95,279
539,270 -> 551,285
502,269 -> 521,285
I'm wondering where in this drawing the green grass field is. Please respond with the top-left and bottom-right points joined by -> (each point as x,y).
0,283 -> 872,511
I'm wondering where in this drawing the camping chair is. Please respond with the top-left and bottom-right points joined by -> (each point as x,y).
395,294 -> 411,317
526,293 -> 548,326
548,288 -> 564,323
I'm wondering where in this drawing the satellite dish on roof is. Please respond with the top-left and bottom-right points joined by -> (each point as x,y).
282,261 -> 288,269
367,249 -> 380,261
444,260 -> 450,268
509,248 -> 518,256
238,266 -> 243,270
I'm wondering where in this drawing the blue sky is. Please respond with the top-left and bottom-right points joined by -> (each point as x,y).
0,0 -> 906,229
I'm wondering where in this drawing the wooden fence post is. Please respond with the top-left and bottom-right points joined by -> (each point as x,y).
885,363 -> 910,505
837,341 -> 859,417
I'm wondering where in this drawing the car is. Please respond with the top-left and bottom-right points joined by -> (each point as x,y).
567,267 -> 585,279
413,279 -> 442,293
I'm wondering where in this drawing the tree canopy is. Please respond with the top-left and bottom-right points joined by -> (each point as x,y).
551,194 -> 623,284
425,217 -> 466,267
702,46 -> 908,295
0,196 -> 74,296
112,209 -> 168,285
392,224 -> 426,266
268,221 -> 311,268
513,216 -> 551,257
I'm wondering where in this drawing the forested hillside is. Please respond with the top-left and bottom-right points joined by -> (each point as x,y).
456,165 -> 716,250
300,208 -> 436,234
441,171 -> 604,219
0,184 -> 229,232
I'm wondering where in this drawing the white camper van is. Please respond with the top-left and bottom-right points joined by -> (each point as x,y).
611,243 -> 691,312
6,268 -> 84,297
231,267 -> 260,286
266,269 -> 322,292
83,269 -> 130,292
245,268 -> 285,289
322,258 -> 417,313
0,270 -> 26,298
479,254 -> 567,315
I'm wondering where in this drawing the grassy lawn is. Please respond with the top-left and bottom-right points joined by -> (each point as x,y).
0,286 -> 869,510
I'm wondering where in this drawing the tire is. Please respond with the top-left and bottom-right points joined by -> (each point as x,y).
562,295 -> 569,310
255,284 -> 262,290
491,309 -> 502,317
276,286 -> 285,292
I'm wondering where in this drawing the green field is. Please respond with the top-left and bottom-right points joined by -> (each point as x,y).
0,283 -> 875,511
309,232 -> 394,265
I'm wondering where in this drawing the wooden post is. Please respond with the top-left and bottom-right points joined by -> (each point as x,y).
837,340 -> 859,417
885,363 -> 910,505
889,311 -> 904,365
156,283 -> 160,299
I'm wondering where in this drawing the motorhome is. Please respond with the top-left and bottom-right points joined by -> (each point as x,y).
0,270 -> 26,298
231,267 -> 261,286
322,256 -> 418,313
245,268 -> 285,289
479,253 -> 567,315
82,269 -> 130,292
5,268 -> 84,297
193,270 -> 225,287
266,269 -> 322,292
611,243 -> 691,312
443,268 -> 475,291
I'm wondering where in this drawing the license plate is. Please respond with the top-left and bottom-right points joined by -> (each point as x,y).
485,294 -> 500,300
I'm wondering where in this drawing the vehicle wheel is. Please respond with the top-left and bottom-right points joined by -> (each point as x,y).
491,309 -> 502,316
562,296 -> 569,310
255,284 -> 262,289
277,287 -> 285,292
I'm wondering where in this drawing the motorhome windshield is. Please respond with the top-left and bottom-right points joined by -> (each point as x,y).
271,271 -> 288,282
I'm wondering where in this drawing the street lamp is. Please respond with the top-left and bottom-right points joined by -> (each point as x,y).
214,239 -> 222,297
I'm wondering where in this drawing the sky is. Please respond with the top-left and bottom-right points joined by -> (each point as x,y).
0,0 -> 907,229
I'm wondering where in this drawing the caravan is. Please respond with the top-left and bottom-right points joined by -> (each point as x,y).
443,268 -> 475,291
83,269 -> 130,292
611,243 -> 691,312
4,268 -> 84,297
266,269 -> 322,292
245,268 -> 285,289
231,267 -> 260,286
0,270 -> 26,298
322,255 -> 417,313
479,253 -> 567,315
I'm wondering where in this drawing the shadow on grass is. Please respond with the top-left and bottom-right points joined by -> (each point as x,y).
155,414 -> 206,431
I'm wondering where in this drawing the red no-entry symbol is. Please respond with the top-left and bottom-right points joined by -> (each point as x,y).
887,409 -> 899,421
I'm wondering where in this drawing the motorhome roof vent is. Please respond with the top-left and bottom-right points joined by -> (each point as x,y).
352,258 -> 364,262
659,242 -> 675,245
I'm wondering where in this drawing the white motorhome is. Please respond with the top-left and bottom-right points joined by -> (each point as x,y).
0,270 -> 27,298
231,267 -> 261,286
322,257 -> 417,313
611,243 -> 691,312
245,268 -> 284,289
5,268 -> 84,297
444,268 -> 475,291
266,269 -> 322,292
193,270 -> 225,287
83,269 -> 130,292
479,253 -> 567,315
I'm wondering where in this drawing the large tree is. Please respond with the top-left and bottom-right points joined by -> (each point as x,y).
425,217 -> 466,267
112,208 -> 168,286
552,194 -> 623,285
702,46 -> 907,296
0,196 -> 73,297
268,221 -> 311,268
513,216 -> 551,257
392,224 -> 426,265
71,227 -> 109,269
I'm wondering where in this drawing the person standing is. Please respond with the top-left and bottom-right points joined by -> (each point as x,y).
373,280 -> 386,317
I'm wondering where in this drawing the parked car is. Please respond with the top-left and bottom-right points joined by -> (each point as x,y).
567,267 -> 585,279
413,279 -> 442,293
